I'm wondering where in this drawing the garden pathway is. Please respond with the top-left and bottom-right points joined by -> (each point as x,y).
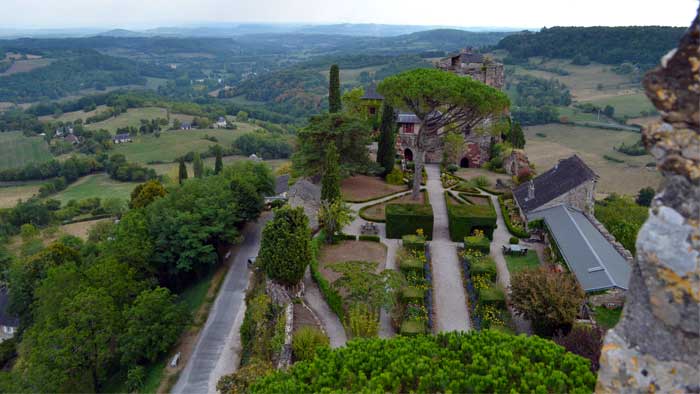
488,194 -> 532,334
302,267 -> 348,348
425,164 -> 471,332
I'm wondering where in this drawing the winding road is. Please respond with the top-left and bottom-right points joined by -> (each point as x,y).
172,214 -> 271,394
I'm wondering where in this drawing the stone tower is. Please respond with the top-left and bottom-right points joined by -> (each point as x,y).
596,7 -> 700,393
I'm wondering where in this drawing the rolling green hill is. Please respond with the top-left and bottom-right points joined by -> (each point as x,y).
0,131 -> 52,170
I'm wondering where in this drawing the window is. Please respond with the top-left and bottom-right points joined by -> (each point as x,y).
403,123 -> 414,133
368,106 -> 376,115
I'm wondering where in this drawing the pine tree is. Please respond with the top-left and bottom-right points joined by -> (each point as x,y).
214,146 -> 223,174
511,121 -> 526,149
321,142 -> 341,202
193,152 -> 203,178
328,64 -> 341,113
178,159 -> 188,184
376,102 -> 396,176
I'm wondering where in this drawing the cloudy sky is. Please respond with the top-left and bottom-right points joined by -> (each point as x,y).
2,0 -> 697,29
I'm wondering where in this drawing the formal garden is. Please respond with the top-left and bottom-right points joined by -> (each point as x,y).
445,191 -> 497,242
358,190 -> 426,222
391,233 -> 433,335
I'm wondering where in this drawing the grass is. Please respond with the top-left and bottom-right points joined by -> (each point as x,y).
359,191 -> 424,222
52,174 -> 139,204
594,306 -> 623,329
586,93 -> 656,118
112,127 -> 254,164
83,107 -> 196,134
504,250 -> 540,274
0,131 -> 52,170
523,123 -> 661,196
0,181 -> 43,208
341,175 -> 408,202
38,105 -> 109,123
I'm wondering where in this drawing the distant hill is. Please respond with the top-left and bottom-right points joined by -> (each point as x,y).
497,26 -> 685,66
97,29 -> 146,38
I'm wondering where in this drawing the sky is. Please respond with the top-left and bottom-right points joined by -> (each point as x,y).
1,0 -> 697,29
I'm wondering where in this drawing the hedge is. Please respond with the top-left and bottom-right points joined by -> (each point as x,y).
401,286 -> 425,302
402,234 -> 426,251
398,254 -> 424,274
464,235 -> 490,254
310,233 -> 344,320
334,233 -> 357,242
399,319 -> 427,336
498,196 -> 530,238
358,234 -> 380,242
477,285 -> 506,309
386,203 -> 433,240
446,202 -> 496,242
469,257 -> 497,281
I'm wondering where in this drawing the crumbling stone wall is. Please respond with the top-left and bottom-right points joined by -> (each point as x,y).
596,8 -> 700,393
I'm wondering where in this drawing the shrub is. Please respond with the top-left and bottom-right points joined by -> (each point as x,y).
385,167 -> 405,185
358,234 -> 380,242
310,234 -> 344,320
498,196 -> 530,238
446,164 -> 458,174
402,234 -> 426,251
509,237 -> 519,244
553,325 -> 603,372
259,206 -> 311,286
447,202 -> 496,242
464,235 -> 491,254
292,327 -> 330,362
334,233 -> 357,242
249,331 -> 597,393
386,204 -> 433,240
472,175 -> 490,188
401,286 -> 425,302
478,284 -> 506,309
218,359 -> 274,394
398,249 -> 425,275
346,303 -> 379,338
400,319 -> 426,335
466,251 -> 497,281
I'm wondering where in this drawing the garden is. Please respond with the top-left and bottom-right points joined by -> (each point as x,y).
499,194 -> 530,238
385,202 -> 434,240
340,174 -> 407,203
391,233 -> 432,336
445,193 -> 497,242
359,190 -> 426,222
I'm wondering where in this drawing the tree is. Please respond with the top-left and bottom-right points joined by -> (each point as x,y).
119,287 -> 188,365
510,121 -> 526,149
237,110 -> 249,122
442,131 -> 463,166
130,180 -> 167,209
318,200 -> 354,244
258,206 -> 311,286
509,267 -> 586,336
595,194 -> 648,254
553,325 -> 604,372
193,152 -> 204,179
178,159 -> 188,184
328,64 -> 341,113
378,69 -> 510,199
636,186 -> 655,207
321,142 -> 341,202
376,102 -> 396,176
214,145 -> 223,174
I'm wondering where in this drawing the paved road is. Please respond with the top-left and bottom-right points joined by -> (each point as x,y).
425,164 -> 471,332
173,215 -> 270,394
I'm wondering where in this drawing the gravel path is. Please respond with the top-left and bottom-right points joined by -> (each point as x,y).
488,195 -> 532,334
378,239 -> 400,338
302,268 -> 348,348
425,164 -> 471,333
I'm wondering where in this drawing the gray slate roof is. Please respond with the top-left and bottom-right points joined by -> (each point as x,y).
528,204 -> 631,292
361,84 -> 384,100
397,112 -> 420,124
513,155 -> 597,213
0,288 -> 19,328
114,133 -> 130,140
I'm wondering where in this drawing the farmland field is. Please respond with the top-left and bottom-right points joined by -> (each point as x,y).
523,124 -> 661,196
0,131 -> 53,170
147,155 -> 289,178
0,58 -> 53,76
39,105 -> 110,123
83,107 -> 195,134
0,181 -> 43,208
585,93 -> 656,118
52,173 -> 139,204
112,126 -> 255,164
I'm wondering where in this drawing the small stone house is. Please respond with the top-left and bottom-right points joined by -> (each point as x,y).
215,117 -> 228,128
0,288 -> 18,342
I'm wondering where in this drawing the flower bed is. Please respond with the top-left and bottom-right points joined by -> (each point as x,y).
394,241 -> 432,335
461,249 -> 513,332
498,196 -> 530,238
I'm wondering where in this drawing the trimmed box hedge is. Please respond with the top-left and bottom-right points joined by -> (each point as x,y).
386,203 -> 433,240
464,236 -> 490,254
399,319 -> 426,336
402,234 -> 426,251
446,202 -> 496,242
399,255 -> 424,274
401,286 -> 425,302
469,257 -> 497,281
358,234 -> 380,242
477,285 -> 506,309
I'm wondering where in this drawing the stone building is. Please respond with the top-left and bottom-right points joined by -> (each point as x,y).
391,49 -> 506,167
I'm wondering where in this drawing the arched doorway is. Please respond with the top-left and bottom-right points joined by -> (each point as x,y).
404,148 -> 413,162
460,157 -> 470,168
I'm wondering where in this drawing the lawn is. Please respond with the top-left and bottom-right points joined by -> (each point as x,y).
504,250 -> 540,274
593,306 -> 623,330
147,156 -> 289,180
0,181 -> 43,208
112,127 -> 254,164
523,124 -> 661,196
0,131 -> 53,170
360,191 -> 424,222
585,93 -> 656,118
341,175 -> 408,202
52,174 -> 139,204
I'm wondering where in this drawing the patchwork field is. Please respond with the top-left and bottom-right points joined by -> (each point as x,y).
0,57 -> 53,76
523,124 -> 661,196
83,107 -> 195,133
52,174 -> 140,204
112,126 -> 254,164
0,131 -> 53,170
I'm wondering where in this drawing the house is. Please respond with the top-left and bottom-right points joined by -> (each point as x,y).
288,178 -> 321,231
64,134 -> 79,145
264,174 -> 290,204
180,122 -> 193,130
512,155 -> 632,293
0,288 -> 19,342
215,117 -> 228,128
360,84 -> 384,117
113,133 -> 132,144
513,155 -> 598,220
437,47 -> 505,90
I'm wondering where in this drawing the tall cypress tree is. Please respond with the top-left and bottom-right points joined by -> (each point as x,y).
328,64 -> 341,113
178,159 -> 188,184
321,142 -> 341,202
214,146 -> 223,174
377,102 -> 396,177
511,122 -> 526,149
193,152 -> 203,178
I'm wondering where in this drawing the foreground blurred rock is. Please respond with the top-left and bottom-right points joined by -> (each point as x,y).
596,6 -> 700,393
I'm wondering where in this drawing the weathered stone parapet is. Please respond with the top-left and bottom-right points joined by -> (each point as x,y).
596,7 -> 700,393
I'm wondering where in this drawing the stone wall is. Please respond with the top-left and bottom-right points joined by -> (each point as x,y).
596,8 -> 699,393
534,180 -> 597,216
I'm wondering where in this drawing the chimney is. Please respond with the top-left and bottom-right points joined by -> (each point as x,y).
527,180 -> 535,200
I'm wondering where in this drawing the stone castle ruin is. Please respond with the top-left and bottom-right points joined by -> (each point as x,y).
596,7 -> 699,393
